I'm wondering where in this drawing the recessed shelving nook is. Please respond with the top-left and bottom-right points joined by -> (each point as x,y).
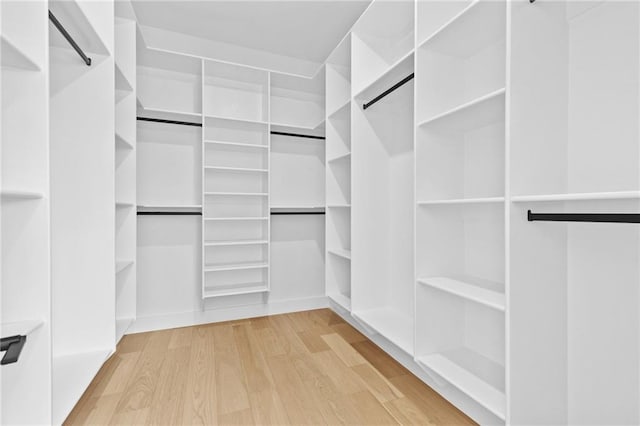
350,0 -> 415,356
508,1 -> 640,424
202,60 -> 270,298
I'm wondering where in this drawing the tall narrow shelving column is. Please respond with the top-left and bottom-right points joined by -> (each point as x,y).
1,1 -> 51,424
201,60 -> 270,298
114,16 -> 136,343
325,34 -> 352,312
414,0 -> 507,422
350,0 -> 416,356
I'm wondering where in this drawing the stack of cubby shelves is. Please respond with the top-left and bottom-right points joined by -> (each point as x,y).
1,2 -> 51,424
201,60 -> 271,298
325,34 -> 352,312
114,17 -> 136,343
415,0 -> 507,421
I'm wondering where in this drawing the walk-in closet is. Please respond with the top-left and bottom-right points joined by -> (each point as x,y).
1,1 -> 639,425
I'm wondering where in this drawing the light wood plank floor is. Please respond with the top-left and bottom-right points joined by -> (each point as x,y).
65,309 -> 476,425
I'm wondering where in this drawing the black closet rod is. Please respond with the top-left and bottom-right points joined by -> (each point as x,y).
48,11 -> 91,66
271,212 -> 325,215
270,131 -> 325,140
527,210 -> 640,224
0,335 -> 27,365
138,212 -> 202,216
363,73 -> 414,110
137,117 -> 202,127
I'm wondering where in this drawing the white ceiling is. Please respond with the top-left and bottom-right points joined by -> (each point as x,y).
130,0 -> 370,64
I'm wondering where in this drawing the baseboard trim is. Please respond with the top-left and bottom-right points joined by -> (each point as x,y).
127,296 -> 329,334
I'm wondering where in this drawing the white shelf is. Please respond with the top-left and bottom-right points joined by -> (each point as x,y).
351,308 -> 414,354
418,197 -> 505,206
204,217 -> 268,221
204,140 -> 267,149
138,105 -> 202,124
327,152 -> 351,163
204,166 -> 268,173
418,0 -> 505,57
1,319 -> 44,337
418,88 -> 506,131
204,282 -> 269,298
0,34 -> 40,71
115,201 -> 134,208
327,204 -> 351,209
415,352 -> 505,420
417,277 -> 505,311
204,240 -> 268,247
511,191 -> 640,203
138,205 -> 202,213
204,262 -> 268,273
115,63 -> 133,93
328,248 -> 351,260
327,98 -> 351,120
271,121 -> 326,134
115,132 -> 134,150
354,50 -> 415,100
1,189 -> 44,200
53,349 -> 111,425
328,293 -> 351,311
115,259 -> 134,274
204,192 -> 268,197
204,114 -> 268,127
270,206 -> 325,214
115,317 -> 133,343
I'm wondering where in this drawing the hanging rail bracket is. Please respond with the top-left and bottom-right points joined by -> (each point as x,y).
362,73 -> 415,110
527,210 -> 640,224
48,11 -> 91,66
0,335 -> 27,365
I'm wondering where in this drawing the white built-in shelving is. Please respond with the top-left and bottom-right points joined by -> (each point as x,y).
414,0 -> 506,420
1,2 -> 50,425
202,60 -> 271,298
48,0 -> 117,424
325,33 -> 352,312
114,16 -> 137,344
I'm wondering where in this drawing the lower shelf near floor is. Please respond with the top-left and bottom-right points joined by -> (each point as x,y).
203,281 -> 269,298
415,348 -> 506,421
116,317 -> 134,343
52,349 -> 112,424
328,292 -> 351,311
351,307 -> 414,355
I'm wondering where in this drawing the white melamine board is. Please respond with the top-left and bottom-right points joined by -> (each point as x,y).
270,71 -> 325,129
203,60 -> 268,122
510,0 -> 640,197
137,120 -> 202,207
48,0 -> 109,56
1,3 -> 51,424
270,133 -> 325,208
50,7 -> 115,423
351,0 -> 414,95
510,199 -> 640,425
417,277 -> 505,311
416,0 -> 474,45
352,308 -> 414,354
416,352 -> 505,420
352,69 -> 414,351
326,33 -> 351,116
137,48 -> 202,116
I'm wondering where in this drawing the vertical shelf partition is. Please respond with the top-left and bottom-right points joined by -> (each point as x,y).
1,1 -> 51,424
201,60 -> 271,298
325,34 -> 352,312
114,16 -> 136,343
